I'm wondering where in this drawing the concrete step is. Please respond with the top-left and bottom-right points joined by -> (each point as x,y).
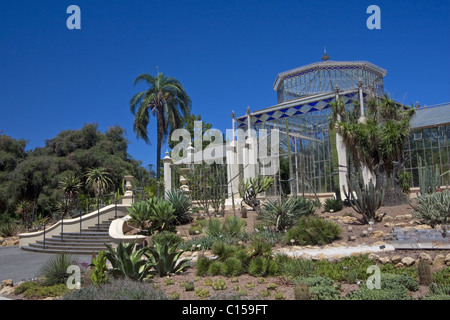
35,239 -> 110,246
21,245 -> 105,255
28,242 -> 108,251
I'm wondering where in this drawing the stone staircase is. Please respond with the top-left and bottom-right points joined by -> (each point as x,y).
21,218 -> 117,255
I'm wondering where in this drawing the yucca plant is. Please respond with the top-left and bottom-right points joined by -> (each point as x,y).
39,253 -> 78,286
261,196 -> 315,231
104,240 -> 152,281
144,240 -> 190,277
223,215 -> 247,237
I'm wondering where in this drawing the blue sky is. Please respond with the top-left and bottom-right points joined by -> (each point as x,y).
1,0 -> 449,168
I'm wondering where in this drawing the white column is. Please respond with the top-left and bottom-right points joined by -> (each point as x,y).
163,150 -> 172,199
121,175 -> 134,205
335,86 -> 348,199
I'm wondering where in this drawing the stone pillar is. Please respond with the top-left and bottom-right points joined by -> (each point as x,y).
122,175 -> 134,205
357,80 -> 375,186
334,86 -> 348,200
244,107 -> 258,181
163,150 -> 172,199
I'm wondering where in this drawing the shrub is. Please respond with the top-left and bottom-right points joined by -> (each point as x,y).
222,257 -> 245,277
433,267 -> 450,286
165,189 -> 192,225
91,250 -> 109,286
223,215 -> 247,237
324,198 -> 343,212
277,255 -> 315,280
196,257 -> 212,276
425,283 -> 450,300
39,253 -> 78,286
209,261 -> 224,276
127,201 -> 151,230
248,256 -> 278,277
381,273 -> 419,292
150,231 -> 183,248
189,225 -> 203,235
285,216 -> 341,246
204,218 -> 225,237
63,278 -> 168,300
294,283 -> 310,300
169,292 -> 180,300
15,281 -> 67,299
344,283 -> 411,300
211,240 -> 237,261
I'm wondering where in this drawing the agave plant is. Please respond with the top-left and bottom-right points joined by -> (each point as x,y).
127,201 -> 152,230
144,241 -> 190,277
149,199 -> 176,232
104,240 -> 152,281
39,253 -> 78,286
165,189 -> 192,225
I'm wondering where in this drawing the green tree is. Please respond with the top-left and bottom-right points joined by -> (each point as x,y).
129,72 -> 192,197
329,95 -> 415,205
85,167 -> 113,205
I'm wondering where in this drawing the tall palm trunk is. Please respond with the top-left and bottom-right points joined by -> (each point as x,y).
156,107 -> 164,198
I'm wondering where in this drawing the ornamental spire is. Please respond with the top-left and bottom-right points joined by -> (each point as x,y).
321,48 -> 330,61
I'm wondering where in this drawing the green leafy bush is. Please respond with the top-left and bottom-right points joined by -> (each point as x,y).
208,261 -> 225,276
248,256 -> 278,277
150,231 -> 183,248
91,250 -> 109,286
15,281 -> 67,299
223,215 -> 247,237
433,267 -> 450,286
324,198 -> 343,212
222,257 -> 245,277
285,216 -> 342,246
294,283 -> 310,300
277,255 -> 315,280
196,257 -> 212,276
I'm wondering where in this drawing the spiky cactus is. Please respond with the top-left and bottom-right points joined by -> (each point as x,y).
411,189 -> 450,236
343,172 -> 385,224
418,157 -> 441,195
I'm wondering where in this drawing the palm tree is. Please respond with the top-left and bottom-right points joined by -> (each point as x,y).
329,94 -> 415,205
58,173 -> 83,217
85,168 -> 113,206
129,72 -> 191,197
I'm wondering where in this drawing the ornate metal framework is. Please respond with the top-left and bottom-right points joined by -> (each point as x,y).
273,60 -> 386,104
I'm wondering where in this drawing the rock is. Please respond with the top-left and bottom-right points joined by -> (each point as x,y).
328,215 -> 336,220
372,231 -> 385,238
395,214 -> 412,220
395,262 -> 404,268
401,257 -> 416,267
339,216 -> 358,224
433,254 -> 446,270
391,255 -> 402,264
316,253 -> 328,261
445,254 -> 450,266
368,253 -> 380,261
330,254 -> 345,262
348,235 -> 356,241
0,286 -> 15,296
0,279 -> 13,289
414,225 -> 432,230
379,257 -> 391,264
382,216 -> 393,222
299,253 -> 313,260
419,253 -> 433,264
